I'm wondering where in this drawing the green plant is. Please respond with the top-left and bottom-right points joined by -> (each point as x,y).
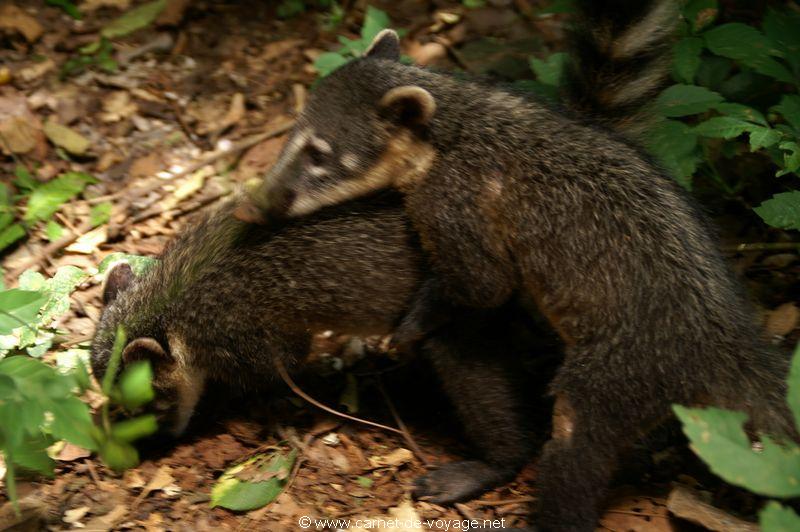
46,0 -> 81,19
61,38 -> 118,78
0,167 -> 106,254
674,344 -> 800,530
0,261 -> 158,511
313,6 -> 396,77
528,1 -> 800,232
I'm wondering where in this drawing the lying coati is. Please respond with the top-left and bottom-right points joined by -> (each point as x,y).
239,1 -> 795,530
91,196 -> 537,503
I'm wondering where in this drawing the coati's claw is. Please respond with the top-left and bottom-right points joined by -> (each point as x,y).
413,461 -> 514,504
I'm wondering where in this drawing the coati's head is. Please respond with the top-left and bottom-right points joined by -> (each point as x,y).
90,263 -> 207,437
237,30 -> 437,223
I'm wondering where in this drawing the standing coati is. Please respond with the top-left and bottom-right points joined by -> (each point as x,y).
91,196 -> 537,503
239,1 -> 796,530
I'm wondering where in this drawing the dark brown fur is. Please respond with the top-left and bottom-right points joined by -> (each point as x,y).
91,196 -> 537,494
244,4 -> 795,530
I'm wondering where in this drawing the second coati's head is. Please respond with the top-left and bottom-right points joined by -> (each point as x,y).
90,263 -> 207,438
237,30 -> 437,223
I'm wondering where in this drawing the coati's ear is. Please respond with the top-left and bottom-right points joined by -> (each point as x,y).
123,337 -> 173,366
364,29 -> 401,61
379,86 -> 436,128
103,263 -> 134,305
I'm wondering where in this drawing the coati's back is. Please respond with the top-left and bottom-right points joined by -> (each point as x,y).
91,196 -> 424,432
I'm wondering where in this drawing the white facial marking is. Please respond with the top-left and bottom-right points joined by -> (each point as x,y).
167,332 -> 208,436
341,153 -> 361,171
309,135 -> 333,154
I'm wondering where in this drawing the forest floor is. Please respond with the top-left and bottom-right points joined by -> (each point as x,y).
1,0 -> 799,530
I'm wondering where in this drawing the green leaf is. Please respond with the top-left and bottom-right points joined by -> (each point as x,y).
529,53 -> 567,87
763,9 -> 800,72
117,361 -> 155,410
49,396 -> 97,450
8,434 -> 55,476
760,502 -> 800,532
693,116 -> 755,139
42,120 -> 91,155
645,119 -> 700,189
360,6 -> 391,43
682,0 -> 718,33
714,103 -> 767,126
0,224 -> 25,252
90,201 -> 112,228
774,95 -> 800,133
655,84 -> 724,117
102,326 -> 126,396
98,253 -> 158,276
673,37 -> 704,84
276,0 -> 305,18
674,405 -> 800,497
313,52 -> 349,77
749,127 -> 783,151
99,437 -> 139,472
754,191 -> 800,230
356,475 -> 373,488
111,414 -> 157,442
37,266 -> 90,325
704,23 -> 794,83
102,0 -> 167,39
788,345 -> 800,435
24,172 -> 95,223
211,449 -> 297,511
462,0 -> 486,7
45,220 -> 64,242
46,0 -> 81,19
776,142 -> 800,177
0,290 -> 47,335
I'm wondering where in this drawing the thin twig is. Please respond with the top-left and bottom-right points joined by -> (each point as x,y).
473,496 -> 536,507
722,242 -> 800,252
376,376 -> 430,465
8,219 -> 93,279
432,36 -> 475,73
274,357 -> 404,435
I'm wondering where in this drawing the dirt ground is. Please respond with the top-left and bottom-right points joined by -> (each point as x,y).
1,1 -> 799,530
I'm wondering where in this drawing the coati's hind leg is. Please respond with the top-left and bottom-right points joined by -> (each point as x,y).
413,311 -> 533,504
391,277 -> 459,349
533,352 -> 670,532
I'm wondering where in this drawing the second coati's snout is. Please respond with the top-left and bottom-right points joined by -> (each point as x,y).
238,31 -> 437,222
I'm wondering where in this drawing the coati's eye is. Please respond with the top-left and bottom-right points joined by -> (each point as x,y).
306,145 -> 327,167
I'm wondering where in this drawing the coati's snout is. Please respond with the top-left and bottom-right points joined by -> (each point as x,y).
91,263 -> 206,437
243,30 -> 437,221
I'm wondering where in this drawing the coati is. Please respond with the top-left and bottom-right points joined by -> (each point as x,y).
239,1 -> 796,530
91,196 -> 537,503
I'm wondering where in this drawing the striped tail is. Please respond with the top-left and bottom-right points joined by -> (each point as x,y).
564,0 -> 679,137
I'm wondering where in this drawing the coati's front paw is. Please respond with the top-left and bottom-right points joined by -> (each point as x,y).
413,461 -> 513,504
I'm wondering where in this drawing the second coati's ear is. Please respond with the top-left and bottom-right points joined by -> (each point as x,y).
364,29 -> 401,61
123,337 -> 173,367
379,86 -> 436,128
103,263 -> 134,305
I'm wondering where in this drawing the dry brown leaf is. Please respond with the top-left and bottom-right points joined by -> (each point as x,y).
0,88 -> 45,155
123,469 -> 147,489
157,0 -> 192,26
100,91 -> 138,123
66,226 -> 108,254
129,152 -> 164,179
0,4 -> 43,42
368,448 -> 413,469
63,505 -> 91,524
600,494 -> 675,532
56,442 -> 91,462
347,499 -> 421,531
81,504 -> 127,532
17,59 -> 55,83
766,303 -> 799,337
